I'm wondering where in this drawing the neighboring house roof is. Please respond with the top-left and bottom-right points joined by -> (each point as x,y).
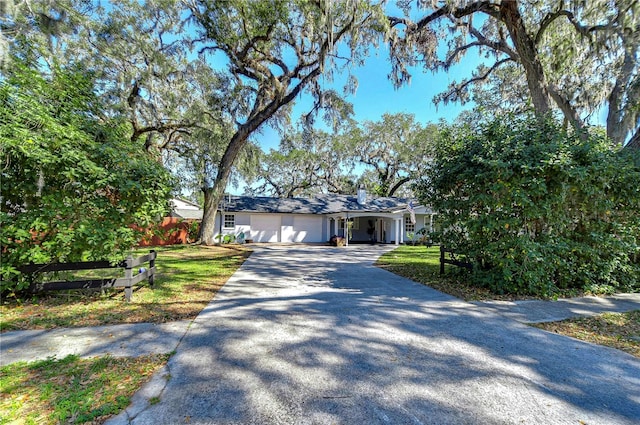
170,209 -> 203,220
169,198 -> 203,220
171,198 -> 201,210
220,194 -> 420,215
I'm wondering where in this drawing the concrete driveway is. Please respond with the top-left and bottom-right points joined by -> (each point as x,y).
110,245 -> 640,425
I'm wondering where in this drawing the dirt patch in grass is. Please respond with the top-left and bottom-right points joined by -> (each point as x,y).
0,353 -> 168,424
533,311 -> 640,358
1,245 -> 250,332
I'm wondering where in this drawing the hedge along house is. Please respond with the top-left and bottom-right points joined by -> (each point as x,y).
213,189 -> 436,245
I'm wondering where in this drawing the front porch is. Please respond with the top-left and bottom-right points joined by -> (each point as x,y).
328,212 -> 434,246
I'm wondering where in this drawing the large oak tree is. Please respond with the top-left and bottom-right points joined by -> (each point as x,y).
247,128 -> 358,198
388,0 -> 639,147
343,112 -> 437,197
186,0 -> 386,244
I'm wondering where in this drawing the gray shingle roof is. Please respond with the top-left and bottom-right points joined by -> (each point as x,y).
221,194 -> 410,214
170,209 -> 204,220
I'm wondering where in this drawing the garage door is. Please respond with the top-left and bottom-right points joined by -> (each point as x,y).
250,215 -> 280,242
292,216 -> 323,243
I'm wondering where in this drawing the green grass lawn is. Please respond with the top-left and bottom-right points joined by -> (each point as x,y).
0,245 -> 250,424
376,245 -> 505,301
1,245 -> 250,332
0,354 -> 169,424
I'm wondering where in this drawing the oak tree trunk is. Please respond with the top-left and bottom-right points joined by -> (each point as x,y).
200,127 -> 251,245
499,1 -> 552,115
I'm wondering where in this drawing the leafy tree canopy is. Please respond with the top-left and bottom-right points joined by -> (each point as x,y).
343,112 -> 437,197
247,128 -> 357,198
0,59 -> 174,293
419,114 -> 640,296
247,112 -> 437,199
388,0 -> 639,147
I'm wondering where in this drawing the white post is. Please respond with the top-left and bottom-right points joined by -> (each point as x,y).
395,219 -> 399,245
344,215 -> 349,246
324,217 -> 331,240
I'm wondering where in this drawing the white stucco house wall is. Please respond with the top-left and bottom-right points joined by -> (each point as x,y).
212,190 -> 436,245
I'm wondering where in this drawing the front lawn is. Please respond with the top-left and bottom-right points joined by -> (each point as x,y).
0,244 -> 250,424
376,245 -> 511,301
0,354 -> 168,424
1,245 -> 250,332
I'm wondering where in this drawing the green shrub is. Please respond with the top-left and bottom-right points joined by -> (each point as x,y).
0,60 -> 174,294
419,114 -> 640,297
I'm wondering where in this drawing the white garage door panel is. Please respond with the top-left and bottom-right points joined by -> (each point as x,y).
292,216 -> 323,242
250,215 -> 280,242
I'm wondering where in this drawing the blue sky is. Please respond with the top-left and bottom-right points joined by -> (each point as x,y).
256,48 -> 478,153
232,48 -> 479,195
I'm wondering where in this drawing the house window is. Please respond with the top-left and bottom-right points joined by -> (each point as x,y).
224,214 -> 235,229
424,215 -> 433,233
405,215 -> 415,233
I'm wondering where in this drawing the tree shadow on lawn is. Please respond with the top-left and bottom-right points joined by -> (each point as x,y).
0,246 -> 252,331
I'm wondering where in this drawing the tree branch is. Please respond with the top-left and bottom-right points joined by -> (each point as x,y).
437,57 -> 513,104
392,1 -> 500,30
236,22 -> 275,62
388,177 -> 411,197
468,26 -> 518,59
547,83 -> 585,132
535,5 -> 624,45
131,121 -> 195,143
440,40 -> 483,70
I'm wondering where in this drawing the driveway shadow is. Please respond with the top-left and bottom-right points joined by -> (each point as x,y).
123,246 -> 640,425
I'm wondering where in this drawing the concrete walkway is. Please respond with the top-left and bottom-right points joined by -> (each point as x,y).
2,245 -> 639,424
0,321 -> 192,366
472,293 -> 640,324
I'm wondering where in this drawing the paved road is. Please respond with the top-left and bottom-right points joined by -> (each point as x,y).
104,245 -> 640,425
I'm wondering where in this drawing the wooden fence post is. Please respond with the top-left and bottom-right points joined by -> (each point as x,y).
124,255 -> 133,302
149,250 -> 156,287
18,253 -> 157,301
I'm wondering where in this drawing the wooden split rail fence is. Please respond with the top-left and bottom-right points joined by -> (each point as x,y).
439,246 -> 473,274
18,251 -> 156,302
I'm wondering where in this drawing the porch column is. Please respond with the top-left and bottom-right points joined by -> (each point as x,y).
344,215 -> 349,247
394,219 -> 400,245
400,217 -> 404,244
324,217 -> 331,241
